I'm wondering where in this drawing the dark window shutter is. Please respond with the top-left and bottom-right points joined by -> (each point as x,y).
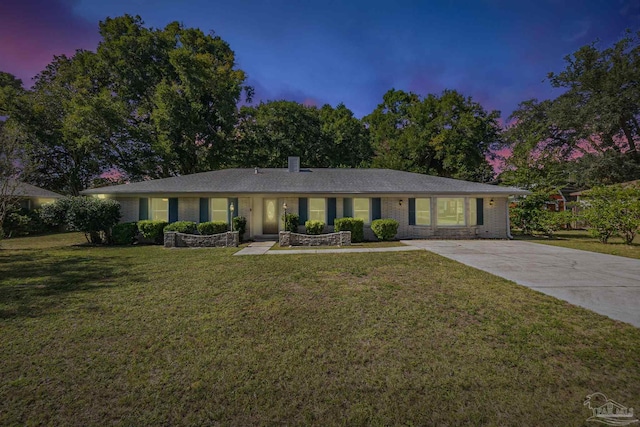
299,198 -> 308,223
476,198 -> 484,226
139,198 -> 149,220
343,198 -> 353,217
372,198 -> 381,220
229,197 -> 238,224
199,198 -> 209,223
327,198 -> 337,225
168,198 -> 179,223
409,198 -> 416,225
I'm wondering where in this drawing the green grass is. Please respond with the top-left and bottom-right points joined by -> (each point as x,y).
1,233 -> 640,426
515,229 -> 640,260
270,240 -> 407,250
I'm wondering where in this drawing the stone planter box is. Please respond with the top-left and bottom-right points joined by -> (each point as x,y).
279,231 -> 351,247
164,231 -> 239,248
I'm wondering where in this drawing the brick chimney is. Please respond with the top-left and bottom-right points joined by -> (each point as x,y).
288,156 -> 300,173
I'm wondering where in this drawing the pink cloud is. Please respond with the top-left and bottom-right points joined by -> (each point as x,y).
0,0 -> 100,86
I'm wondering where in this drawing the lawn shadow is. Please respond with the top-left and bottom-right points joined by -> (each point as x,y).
0,250 -> 145,319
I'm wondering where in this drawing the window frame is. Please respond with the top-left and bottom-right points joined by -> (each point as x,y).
436,197 -> 466,226
210,198 -> 228,223
353,197 -> 370,224
150,198 -> 169,221
415,197 -> 431,226
308,198 -> 326,222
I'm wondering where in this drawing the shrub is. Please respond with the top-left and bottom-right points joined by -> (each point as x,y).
198,221 -> 228,235
232,216 -> 247,242
282,213 -> 299,232
581,184 -> 640,244
305,220 -> 325,235
371,218 -> 399,241
138,220 -> 169,244
40,197 -> 121,244
537,210 -> 573,238
112,222 -> 138,245
164,221 -> 197,234
334,217 -> 364,242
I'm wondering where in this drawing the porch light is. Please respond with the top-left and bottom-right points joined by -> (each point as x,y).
283,202 -> 288,230
399,199 -> 403,206
489,198 -> 495,207
230,202 -> 235,231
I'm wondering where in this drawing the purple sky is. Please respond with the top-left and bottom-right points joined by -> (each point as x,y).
0,0 -> 638,120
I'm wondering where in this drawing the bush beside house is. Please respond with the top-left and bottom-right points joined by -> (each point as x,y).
164,221 -> 198,234
40,196 -> 121,244
371,219 -> 399,241
197,221 -> 228,235
305,220 -> 325,235
138,220 -> 169,244
334,217 -> 364,243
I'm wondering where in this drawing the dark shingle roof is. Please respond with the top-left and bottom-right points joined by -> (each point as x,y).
3,181 -> 63,198
82,168 -> 529,196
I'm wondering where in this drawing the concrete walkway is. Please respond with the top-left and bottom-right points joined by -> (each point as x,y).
234,242 -> 421,256
233,241 -> 276,256
402,239 -> 640,327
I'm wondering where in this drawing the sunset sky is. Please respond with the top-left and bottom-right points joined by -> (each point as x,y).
0,0 -> 638,121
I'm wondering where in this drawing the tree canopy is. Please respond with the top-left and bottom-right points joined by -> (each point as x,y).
364,89 -> 500,182
501,31 -> 640,189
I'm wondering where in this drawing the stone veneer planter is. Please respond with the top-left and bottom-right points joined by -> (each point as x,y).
164,231 -> 239,248
279,231 -> 351,247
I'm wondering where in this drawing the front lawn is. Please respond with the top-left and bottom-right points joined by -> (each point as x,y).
1,233 -> 639,426
515,229 -> 640,260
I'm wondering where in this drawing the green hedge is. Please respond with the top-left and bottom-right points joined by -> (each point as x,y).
232,216 -> 247,242
334,217 -> 364,242
164,221 -> 197,234
305,220 -> 325,235
371,219 -> 399,241
282,213 -> 299,232
112,222 -> 138,245
198,221 -> 228,235
138,220 -> 168,244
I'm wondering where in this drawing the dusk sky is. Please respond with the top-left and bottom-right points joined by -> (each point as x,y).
1,0 -> 638,121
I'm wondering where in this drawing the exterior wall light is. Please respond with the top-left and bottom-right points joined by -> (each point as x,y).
489,198 -> 495,207
399,199 -> 403,206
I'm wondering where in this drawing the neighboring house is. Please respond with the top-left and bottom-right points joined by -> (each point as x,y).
545,186 -> 580,212
2,181 -> 63,210
81,157 -> 529,240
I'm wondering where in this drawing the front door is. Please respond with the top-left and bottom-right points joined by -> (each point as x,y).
263,198 -> 278,234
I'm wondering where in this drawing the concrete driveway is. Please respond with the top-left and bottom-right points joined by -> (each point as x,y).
402,240 -> 640,328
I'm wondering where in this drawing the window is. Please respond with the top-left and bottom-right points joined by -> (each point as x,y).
309,198 -> 326,222
469,199 -> 477,226
415,198 -> 431,225
437,198 -> 465,226
210,198 -> 228,223
150,198 -> 169,221
354,198 -> 370,223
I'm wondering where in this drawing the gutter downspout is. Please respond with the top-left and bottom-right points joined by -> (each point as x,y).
506,198 -> 513,240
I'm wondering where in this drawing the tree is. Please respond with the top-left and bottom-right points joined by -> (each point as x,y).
96,15 -> 249,177
547,30 -> 640,158
503,31 -> 640,189
40,197 -> 121,244
499,100 -> 571,189
364,89 -> 500,182
318,103 -> 372,167
13,52 -> 113,195
0,73 -> 31,240
580,184 -> 640,244
230,101 -> 328,167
